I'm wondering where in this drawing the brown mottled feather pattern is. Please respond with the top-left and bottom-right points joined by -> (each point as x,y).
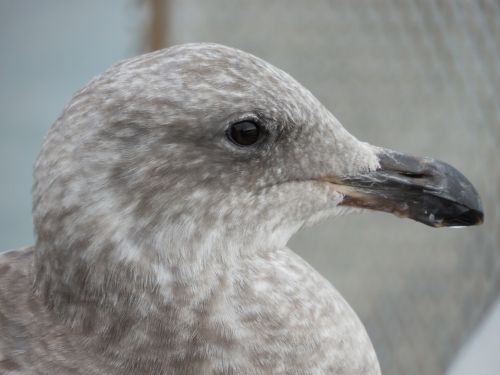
0,248 -> 110,374
0,247 -> 379,374
0,44 -> 381,374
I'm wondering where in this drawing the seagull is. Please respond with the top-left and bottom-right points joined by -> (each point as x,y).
0,43 -> 483,375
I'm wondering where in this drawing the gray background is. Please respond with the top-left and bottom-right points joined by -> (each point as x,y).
0,1 -> 499,374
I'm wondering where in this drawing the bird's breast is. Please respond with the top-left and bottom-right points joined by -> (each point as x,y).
182,248 -> 382,374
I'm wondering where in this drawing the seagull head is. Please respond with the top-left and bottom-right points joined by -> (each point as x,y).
33,43 -> 483,280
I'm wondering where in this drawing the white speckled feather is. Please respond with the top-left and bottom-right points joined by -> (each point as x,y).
0,43 -> 381,375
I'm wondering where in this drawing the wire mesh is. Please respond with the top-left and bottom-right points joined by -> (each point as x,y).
167,1 -> 500,374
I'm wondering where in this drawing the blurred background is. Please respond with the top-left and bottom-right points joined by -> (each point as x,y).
0,1 -> 499,374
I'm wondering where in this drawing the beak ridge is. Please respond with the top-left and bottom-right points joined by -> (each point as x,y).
323,149 -> 484,227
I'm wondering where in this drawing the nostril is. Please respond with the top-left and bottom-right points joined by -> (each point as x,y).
397,171 -> 428,179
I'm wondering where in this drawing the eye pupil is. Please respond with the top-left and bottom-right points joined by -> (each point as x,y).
229,121 -> 260,146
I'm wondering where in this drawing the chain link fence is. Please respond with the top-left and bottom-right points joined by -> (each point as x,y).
166,1 -> 499,374
1,1 -> 497,374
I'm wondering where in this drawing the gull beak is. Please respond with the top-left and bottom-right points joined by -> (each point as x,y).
321,149 -> 484,227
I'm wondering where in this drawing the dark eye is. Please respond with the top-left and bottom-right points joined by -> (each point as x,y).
228,121 -> 261,146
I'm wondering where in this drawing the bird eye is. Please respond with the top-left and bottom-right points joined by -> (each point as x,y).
227,121 -> 261,146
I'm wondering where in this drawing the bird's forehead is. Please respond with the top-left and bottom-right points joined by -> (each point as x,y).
101,43 -> 323,124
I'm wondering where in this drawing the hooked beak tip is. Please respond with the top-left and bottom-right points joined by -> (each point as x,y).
322,149 -> 484,228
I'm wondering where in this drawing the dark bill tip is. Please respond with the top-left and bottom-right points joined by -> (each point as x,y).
408,191 -> 483,227
324,149 -> 484,228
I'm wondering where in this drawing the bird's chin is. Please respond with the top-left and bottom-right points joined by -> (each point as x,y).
301,204 -> 366,229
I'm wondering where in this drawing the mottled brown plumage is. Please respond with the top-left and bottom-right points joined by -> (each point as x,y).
0,43 -> 481,374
